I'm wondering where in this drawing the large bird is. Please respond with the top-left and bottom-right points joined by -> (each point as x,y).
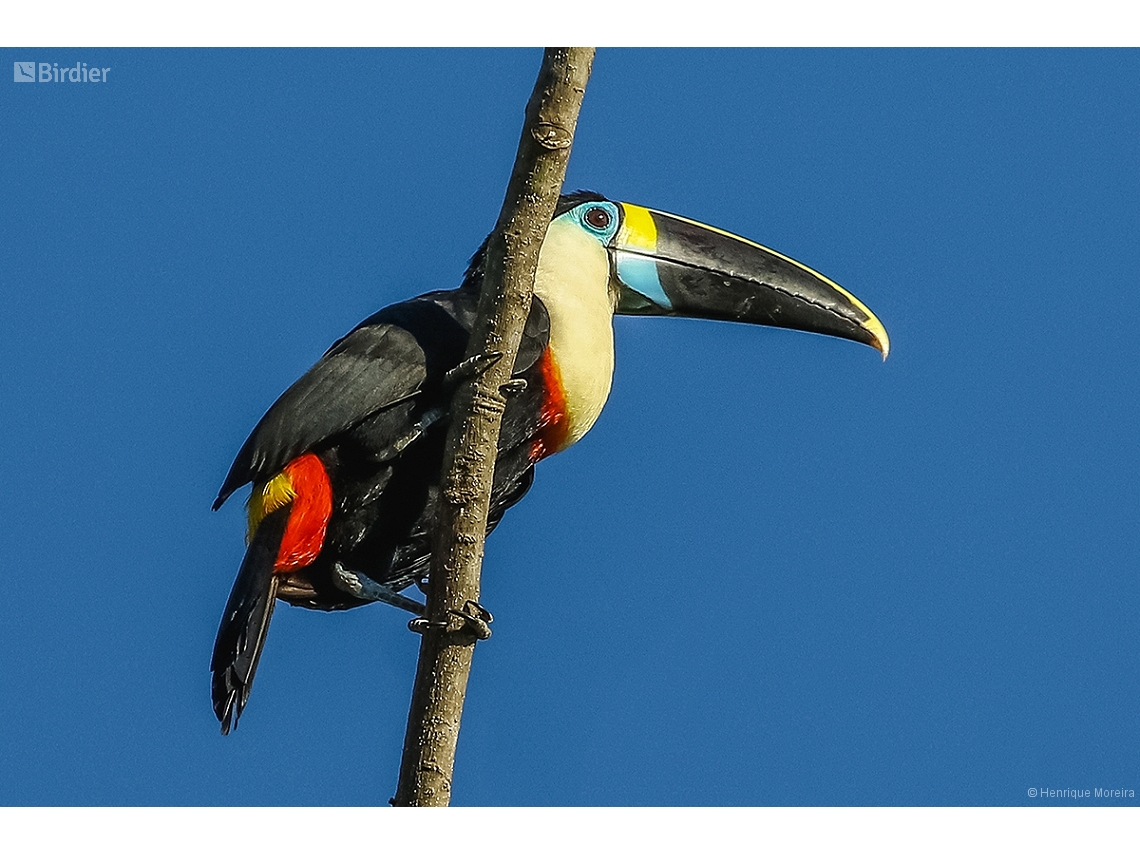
210,192 -> 889,734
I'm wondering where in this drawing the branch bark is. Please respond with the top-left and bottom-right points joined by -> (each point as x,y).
392,47 -> 595,807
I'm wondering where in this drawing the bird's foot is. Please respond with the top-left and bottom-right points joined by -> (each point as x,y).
444,351 -> 503,388
332,563 -> 425,615
444,352 -> 526,400
408,599 -> 493,640
453,600 -> 493,640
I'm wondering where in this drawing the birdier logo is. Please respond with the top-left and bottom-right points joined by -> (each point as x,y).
13,61 -> 111,83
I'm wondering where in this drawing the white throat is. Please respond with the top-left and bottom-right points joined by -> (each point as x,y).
532,217 -> 617,447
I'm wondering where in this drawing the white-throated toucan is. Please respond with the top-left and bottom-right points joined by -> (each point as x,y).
210,192 -> 890,734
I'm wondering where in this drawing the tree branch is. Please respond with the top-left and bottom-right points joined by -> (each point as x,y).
392,47 -> 595,808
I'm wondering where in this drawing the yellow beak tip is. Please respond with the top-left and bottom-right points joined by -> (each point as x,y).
864,317 -> 890,361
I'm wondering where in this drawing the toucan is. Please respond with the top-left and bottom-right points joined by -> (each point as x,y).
210,192 -> 890,734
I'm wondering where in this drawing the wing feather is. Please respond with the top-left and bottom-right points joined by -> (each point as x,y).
213,288 -> 551,510
214,323 -> 427,509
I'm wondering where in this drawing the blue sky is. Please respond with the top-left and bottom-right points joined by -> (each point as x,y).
1,49 -> 1137,807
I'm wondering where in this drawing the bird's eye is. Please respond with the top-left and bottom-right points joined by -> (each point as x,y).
584,206 -> 611,231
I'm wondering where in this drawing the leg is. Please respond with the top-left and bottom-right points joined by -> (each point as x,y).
332,562 -> 425,615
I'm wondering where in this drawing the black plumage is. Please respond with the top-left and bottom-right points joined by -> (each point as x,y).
210,280 -> 555,731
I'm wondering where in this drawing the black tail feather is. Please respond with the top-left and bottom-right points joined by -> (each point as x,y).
211,507 -> 288,735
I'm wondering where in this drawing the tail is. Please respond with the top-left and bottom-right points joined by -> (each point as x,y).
210,507 -> 288,735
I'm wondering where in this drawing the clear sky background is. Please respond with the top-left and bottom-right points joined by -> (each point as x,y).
1,49 -> 1137,807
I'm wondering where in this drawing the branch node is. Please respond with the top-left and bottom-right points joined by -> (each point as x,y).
470,389 -> 507,416
531,122 -> 573,150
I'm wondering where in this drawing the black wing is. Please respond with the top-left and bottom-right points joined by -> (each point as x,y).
214,288 -> 551,510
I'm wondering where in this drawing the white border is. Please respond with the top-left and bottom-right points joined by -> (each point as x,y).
2,1 -> 1138,47
3,807 -> 1138,854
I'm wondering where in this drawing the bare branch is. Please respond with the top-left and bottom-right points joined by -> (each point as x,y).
392,47 -> 595,808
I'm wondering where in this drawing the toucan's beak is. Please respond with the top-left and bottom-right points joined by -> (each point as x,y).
612,203 -> 890,358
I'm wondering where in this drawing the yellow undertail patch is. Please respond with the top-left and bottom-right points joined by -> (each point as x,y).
246,470 -> 296,544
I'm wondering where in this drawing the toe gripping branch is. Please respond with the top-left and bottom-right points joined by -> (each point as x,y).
444,351 -> 503,389
408,600 -> 493,641
332,566 -> 491,639
444,350 -> 528,397
399,349 -> 511,644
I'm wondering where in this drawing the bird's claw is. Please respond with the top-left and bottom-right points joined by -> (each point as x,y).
444,351 -> 503,388
407,599 -> 493,640
452,600 -> 493,640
